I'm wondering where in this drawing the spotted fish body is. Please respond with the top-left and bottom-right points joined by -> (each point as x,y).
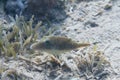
31,36 -> 90,55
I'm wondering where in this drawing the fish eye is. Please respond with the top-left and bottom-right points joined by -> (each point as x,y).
45,40 -> 51,45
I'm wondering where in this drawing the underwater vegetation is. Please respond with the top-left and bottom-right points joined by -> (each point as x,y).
73,50 -> 111,80
0,16 -> 42,57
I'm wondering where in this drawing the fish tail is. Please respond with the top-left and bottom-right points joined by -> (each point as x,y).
78,43 -> 90,47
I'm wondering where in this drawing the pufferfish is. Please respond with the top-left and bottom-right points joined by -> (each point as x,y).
30,36 -> 90,56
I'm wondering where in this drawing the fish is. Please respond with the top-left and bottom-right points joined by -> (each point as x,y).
30,36 -> 90,55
